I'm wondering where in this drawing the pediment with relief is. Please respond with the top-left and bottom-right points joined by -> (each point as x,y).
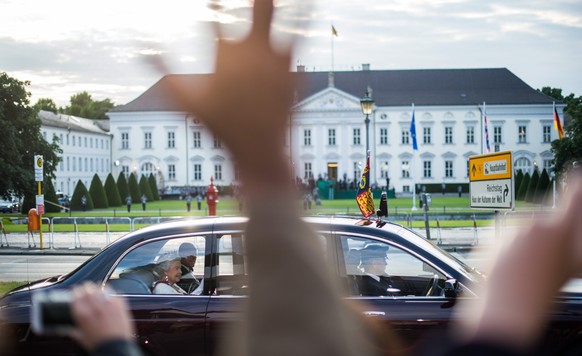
293,88 -> 361,112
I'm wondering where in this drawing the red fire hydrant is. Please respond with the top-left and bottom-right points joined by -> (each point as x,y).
206,176 -> 219,216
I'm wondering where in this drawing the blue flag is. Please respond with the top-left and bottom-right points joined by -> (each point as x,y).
410,109 -> 418,151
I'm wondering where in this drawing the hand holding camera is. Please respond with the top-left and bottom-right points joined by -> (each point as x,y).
32,283 -> 134,351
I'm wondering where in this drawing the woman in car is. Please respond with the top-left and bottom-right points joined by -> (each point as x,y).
151,258 -> 187,295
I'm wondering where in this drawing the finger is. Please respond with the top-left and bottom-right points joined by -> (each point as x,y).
251,0 -> 274,43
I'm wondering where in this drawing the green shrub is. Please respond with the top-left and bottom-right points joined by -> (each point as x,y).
44,179 -> 61,213
116,172 -> 129,203
128,173 -> 141,203
105,173 -> 122,206
139,175 -> 154,201
89,174 -> 109,209
70,180 -> 94,211
517,172 -> 530,201
525,169 -> 540,202
148,174 -> 160,201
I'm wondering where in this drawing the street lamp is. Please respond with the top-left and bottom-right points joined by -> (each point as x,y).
360,90 -> 374,153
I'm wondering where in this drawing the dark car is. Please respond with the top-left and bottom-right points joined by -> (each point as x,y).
1,217 -> 581,355
0,199 -> 18,213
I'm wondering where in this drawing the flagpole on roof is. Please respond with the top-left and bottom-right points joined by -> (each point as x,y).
331,22 -> 336,72
411,103 -> 418,211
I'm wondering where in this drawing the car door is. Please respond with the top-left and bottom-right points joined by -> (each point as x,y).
106,234 -> 213,356
336,233 -> 459,351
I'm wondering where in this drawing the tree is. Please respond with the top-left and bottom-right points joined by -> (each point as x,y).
34,98 -> 58,114
104,173 -> 122,207
139,175 -> 154,202
148,174 -> 160,201
541,87 -> 582,177
89,174 -> 109,209
128,173 -> 141,203
60,91 -> 115,120
0,72 -> 61,211
525,169 -> 540,203
116,172 -> 129,203
517,172 -> 530,201
514,169 -> 524,199
535,169 -> 550,203
70,180 -> 94,211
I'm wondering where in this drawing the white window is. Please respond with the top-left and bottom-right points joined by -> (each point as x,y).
353,128 -> 361,145
445,160 -> 453,178
380,128 -> 388,145
423,127 -> 431,144
214,164 -> 223,180
380,161 -> 389,178
466,127 -> 474,144
401,130 -> 409,145
144,132 -> 152,149
353,161 -> 361,181
193,164 -> 202,181
122,165 -> 130,178
543,125 -> 551,143
518,126 -> 527,143
168,131 -> 175,148
493,126 -> 502,144
168,164 -> 176,180
401,160 -> 410,178
121,132 -> 129,149
423,160 -> 432,178
328,129 -> 336,146
515,157 -> 532,175
304,162 -> 313,179
214,136 -> 222,149
444,127 -> 453,144
193,131 -> 201,148
66,157 -> 70,171
304,129 -> 311,146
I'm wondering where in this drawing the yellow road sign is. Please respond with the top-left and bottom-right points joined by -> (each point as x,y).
469,151 -> 514,210
469,151 -> 512,181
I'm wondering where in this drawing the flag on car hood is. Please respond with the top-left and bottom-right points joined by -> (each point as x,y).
356,152 -> 375,218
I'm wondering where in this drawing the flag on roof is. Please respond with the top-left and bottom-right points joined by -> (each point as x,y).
332,25 -> 338,37
410,106 -> 418,151
483,102 -> 491,153
554,103 -> 564,139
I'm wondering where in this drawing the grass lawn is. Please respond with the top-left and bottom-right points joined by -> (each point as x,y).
0,196 -> 546,232
0,282 -> 25,297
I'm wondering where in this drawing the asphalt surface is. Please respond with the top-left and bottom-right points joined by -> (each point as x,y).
0,226 -> 503,256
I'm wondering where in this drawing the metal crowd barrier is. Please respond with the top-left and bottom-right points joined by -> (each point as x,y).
50,217 -> 132,249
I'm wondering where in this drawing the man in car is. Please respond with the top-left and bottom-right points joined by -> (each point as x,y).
178,243 -> 203,295
357,245 -> 399,296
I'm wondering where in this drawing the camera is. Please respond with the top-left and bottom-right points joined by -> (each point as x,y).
31,289 -> 75,336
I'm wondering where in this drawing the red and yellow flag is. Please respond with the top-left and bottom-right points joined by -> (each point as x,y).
554,106 -> 564,139
356,153 -> 375,218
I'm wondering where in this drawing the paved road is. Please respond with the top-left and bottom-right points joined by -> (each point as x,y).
0,255 -> 90,282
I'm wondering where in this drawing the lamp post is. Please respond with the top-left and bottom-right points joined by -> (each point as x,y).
360,91 -> 374,153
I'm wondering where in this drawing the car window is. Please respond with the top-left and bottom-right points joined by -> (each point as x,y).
214,233 -> 247,295
214,233 -> 330,296
106,235 -> 207,295
339,235 -> 446,297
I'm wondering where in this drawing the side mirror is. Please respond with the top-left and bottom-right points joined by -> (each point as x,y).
444,278 -> 458,299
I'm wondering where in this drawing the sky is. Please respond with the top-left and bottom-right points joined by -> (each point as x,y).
1,0 -> 581,108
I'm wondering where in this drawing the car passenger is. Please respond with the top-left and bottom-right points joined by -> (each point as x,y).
357,245 -> 399,296
178,243 -> 204,295
151,258 -> 187,295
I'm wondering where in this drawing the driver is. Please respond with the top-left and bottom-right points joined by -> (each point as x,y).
357,244 -> 399,296
178,242 -> 204,295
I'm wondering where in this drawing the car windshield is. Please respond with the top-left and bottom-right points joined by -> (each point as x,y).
392,226 -> 485,283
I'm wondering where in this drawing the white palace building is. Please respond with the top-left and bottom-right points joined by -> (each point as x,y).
43,66 -> 565,196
